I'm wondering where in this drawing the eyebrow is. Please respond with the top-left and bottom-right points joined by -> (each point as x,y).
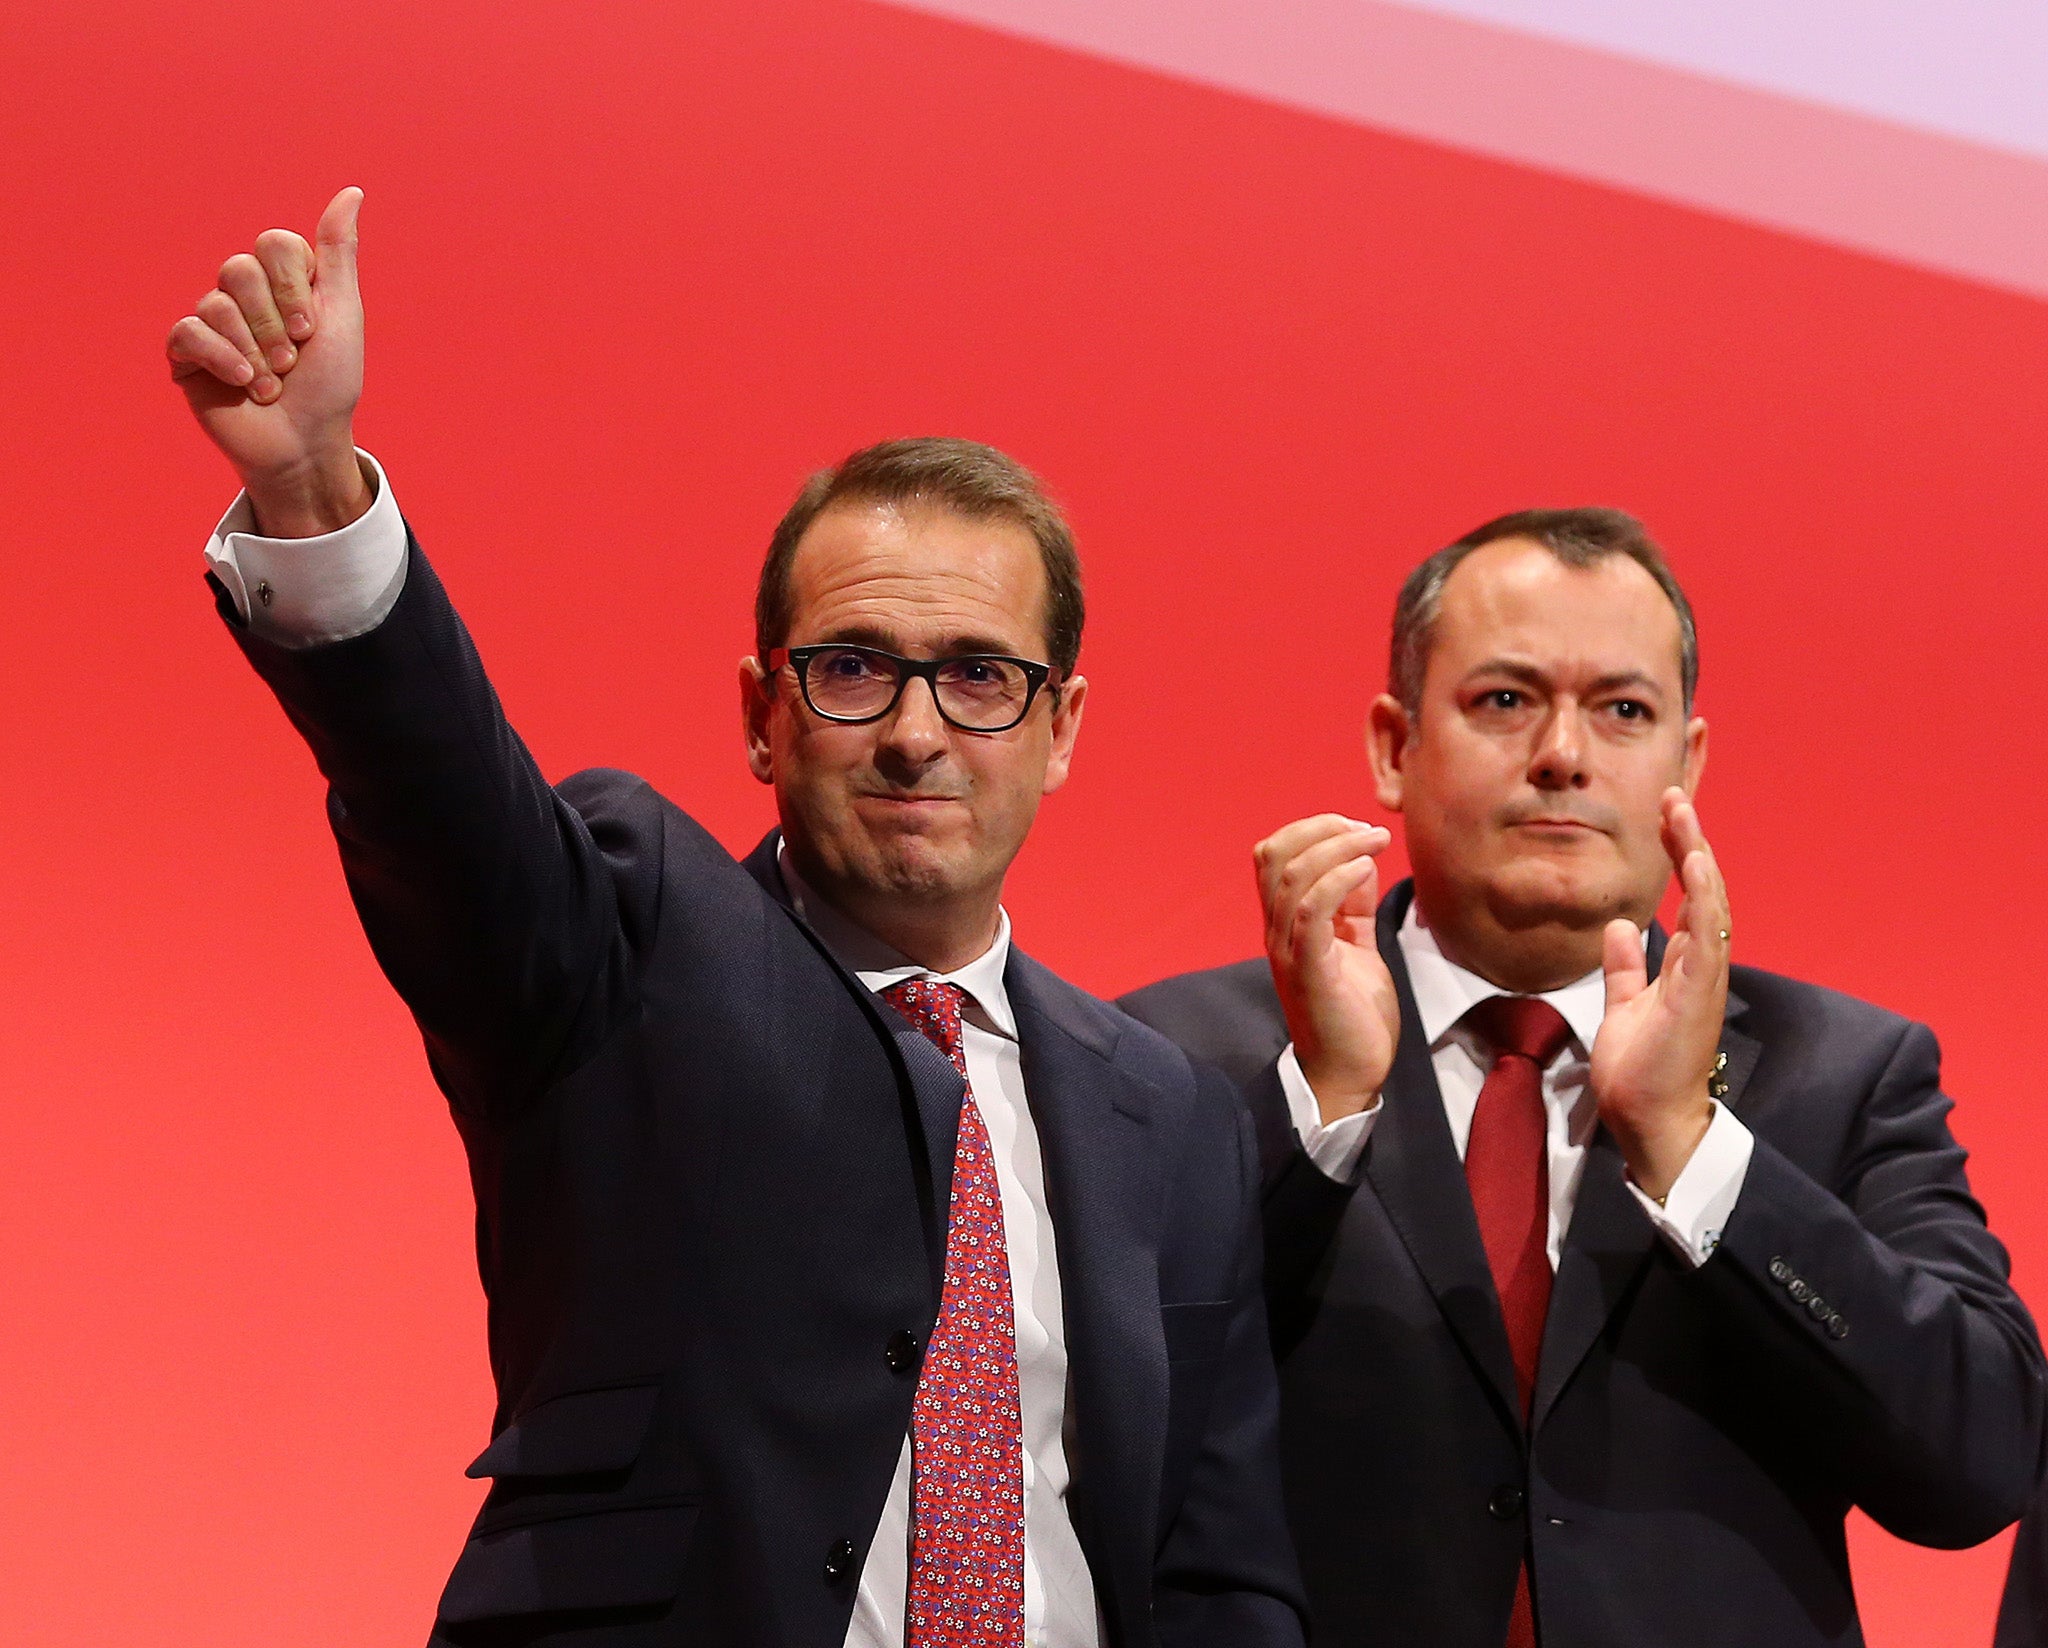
810,624 -> 1030,660
1463,659 -> 1667,700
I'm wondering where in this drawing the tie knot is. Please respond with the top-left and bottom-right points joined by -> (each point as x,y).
880,978 -> 969,1069
1464,995 -> 1574,1067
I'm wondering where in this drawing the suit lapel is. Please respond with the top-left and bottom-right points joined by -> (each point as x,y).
740,832 -> 964,1287
1532,1130 -> 1656,1431
1006,950 -> 1164,1616
1366,885 -> 1527,1433
1713,988 -> 1765,1115
1532,938 -> 1762,1431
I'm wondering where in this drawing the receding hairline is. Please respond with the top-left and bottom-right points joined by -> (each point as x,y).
1390,507 -> 1700,716
755,435 -> 1085,680
777,492 -> 1060,651
1423,536 -> 1690,696
1444,530 -> 1683,604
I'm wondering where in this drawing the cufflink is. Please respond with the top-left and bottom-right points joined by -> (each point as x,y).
1708,1050 -> 1730,1101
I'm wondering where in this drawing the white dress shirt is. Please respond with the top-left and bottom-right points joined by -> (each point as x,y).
1278,902 -> 1753,1267
781,853 -> 1100,1648
201,460 -> 1102,1648
203,449 -> 407,646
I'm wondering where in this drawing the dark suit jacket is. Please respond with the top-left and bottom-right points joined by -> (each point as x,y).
1120,881 -> 2044,1648
219,538 -> 1306,1648
1997,1494 -> 2048,1645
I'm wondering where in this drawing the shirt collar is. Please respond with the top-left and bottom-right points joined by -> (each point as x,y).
1397,899 -> 1609,1056
777,841 -> 1018,1041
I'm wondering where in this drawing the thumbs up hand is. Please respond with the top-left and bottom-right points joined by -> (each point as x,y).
167,187 -> 371,537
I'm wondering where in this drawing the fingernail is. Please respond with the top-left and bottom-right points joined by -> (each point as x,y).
286,313 -> 312,339
252,374 -> 281,400
269,343 -> 296,370
231,360 -> 255,385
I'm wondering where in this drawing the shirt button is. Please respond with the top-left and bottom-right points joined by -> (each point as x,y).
885,1330 -> 921,1374
824,1539 -> 857,1582
1488,1484 -> 1525,1521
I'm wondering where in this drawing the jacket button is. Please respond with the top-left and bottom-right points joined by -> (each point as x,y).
1787,1279 -> 1811,1302
824,1539 -> 857,1582
1768,1257 -> 1790,1283
1488,1484 -> 1525,1521
885,1330 -> 921,1375
1806,1295 -> 1832,1320
1827,1314 -> 1849,1340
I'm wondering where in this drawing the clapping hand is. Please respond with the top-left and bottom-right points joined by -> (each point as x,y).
1590,788 -> 1731,1201
1255,815 -> 1402,1123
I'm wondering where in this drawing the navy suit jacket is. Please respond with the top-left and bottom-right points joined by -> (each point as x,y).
1998,1502 -> 2048,1646
1121,882 -> 2044,1648
220,539 -> 1306,1648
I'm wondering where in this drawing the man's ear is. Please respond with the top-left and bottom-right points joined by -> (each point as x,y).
1681,714 -> 1708,798
739,657 -> 776,785
1040,674 -> 1088,796
1366,693 -> 1411,813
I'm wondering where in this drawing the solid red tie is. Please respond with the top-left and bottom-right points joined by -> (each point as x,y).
880,979 -> 1025,1648
1462,994 -> 1573,1648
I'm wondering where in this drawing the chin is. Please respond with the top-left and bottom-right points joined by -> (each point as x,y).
1485,860 -> 1627,931
867,835 -> 979,903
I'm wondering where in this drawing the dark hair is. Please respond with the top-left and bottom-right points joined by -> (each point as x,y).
756,437 -> 1084,680
1389,507 -> 1698,714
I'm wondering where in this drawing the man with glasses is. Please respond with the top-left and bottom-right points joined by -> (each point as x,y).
167,188 -> 1306,1648
1122,510 -> 2043,1647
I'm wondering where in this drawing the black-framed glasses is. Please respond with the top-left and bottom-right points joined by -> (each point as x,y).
768,644 -> 1054,732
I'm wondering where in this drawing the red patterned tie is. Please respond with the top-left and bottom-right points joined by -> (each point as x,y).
881,979 -> 1025,1648
1463,994 -> 1573,1648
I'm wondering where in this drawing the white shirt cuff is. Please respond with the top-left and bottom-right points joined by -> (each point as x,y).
1626,1100 -> 1755,1267
1278,1044 -> 1381,1184
203,449 -> 407,648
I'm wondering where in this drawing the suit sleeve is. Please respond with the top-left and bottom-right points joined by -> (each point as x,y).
217,530 -> 655,1119
1696,1017 -> 2047,1545
1997,1490 -> 2048,1648
1150,1065 -> 1310,1648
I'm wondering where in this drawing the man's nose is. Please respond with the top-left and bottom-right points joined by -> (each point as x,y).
1528,703 -> 1590,790
876,674 -> 951,767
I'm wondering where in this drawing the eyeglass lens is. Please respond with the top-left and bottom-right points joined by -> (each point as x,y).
803,647 -> 1032,729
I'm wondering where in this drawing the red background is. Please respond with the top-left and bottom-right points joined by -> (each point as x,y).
4,1 -> 2045,1641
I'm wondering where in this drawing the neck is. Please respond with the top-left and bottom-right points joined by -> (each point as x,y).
783,846 -> 1003,974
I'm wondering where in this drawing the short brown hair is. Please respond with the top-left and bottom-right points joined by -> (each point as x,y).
755,437 -> 1084,680
1389,507 -> 1699,714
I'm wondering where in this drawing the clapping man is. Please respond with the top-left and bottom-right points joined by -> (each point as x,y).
1123,510 -> 2044,1646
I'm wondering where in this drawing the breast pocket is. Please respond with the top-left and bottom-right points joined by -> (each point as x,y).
440,1383 -> 699,1626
